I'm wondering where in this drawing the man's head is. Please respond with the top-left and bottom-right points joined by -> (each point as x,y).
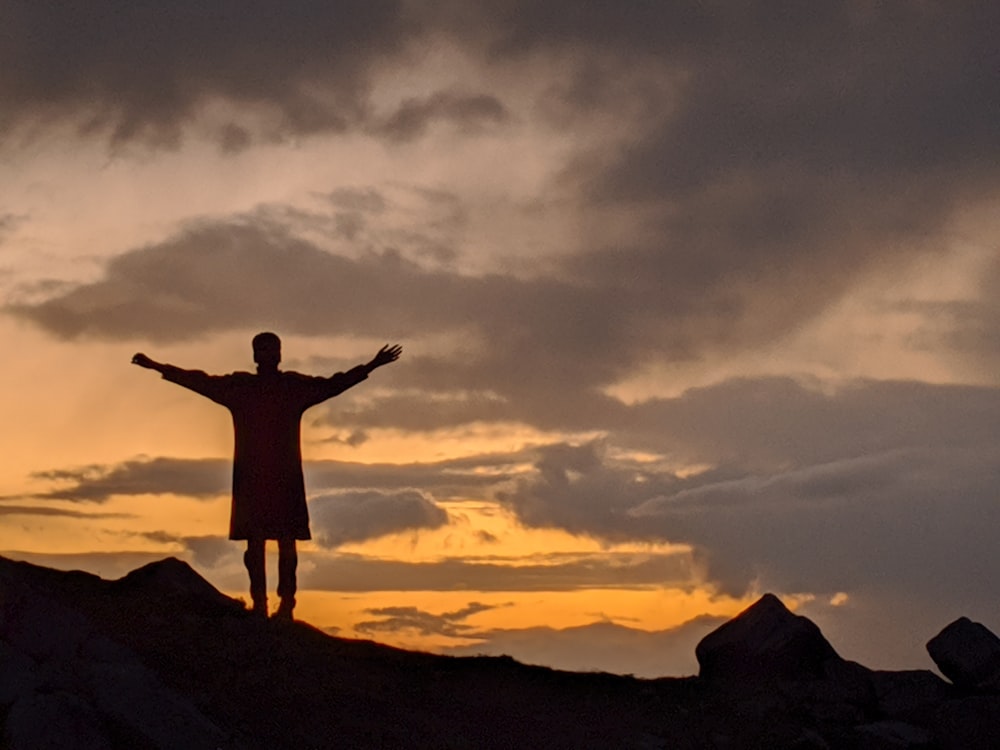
252,332 -> 281,370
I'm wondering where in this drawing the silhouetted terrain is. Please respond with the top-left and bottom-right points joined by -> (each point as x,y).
3,555 -> 1000,749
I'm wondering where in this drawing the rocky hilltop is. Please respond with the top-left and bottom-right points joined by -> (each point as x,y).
2,555 -> 1000,749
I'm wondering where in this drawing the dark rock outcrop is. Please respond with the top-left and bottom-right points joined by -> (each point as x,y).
926,617 -> 1000,692
2,557 -> 999,749
696,592 -> 841,681
0,557 -> 236,750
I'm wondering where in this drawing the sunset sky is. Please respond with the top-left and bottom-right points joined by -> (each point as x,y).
2,1 -> 999,677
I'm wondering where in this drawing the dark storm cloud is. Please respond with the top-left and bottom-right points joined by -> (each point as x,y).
302,549 -> 694,593
0,1 -> 518,149
305,454 -> 517,497
6,218 -> 560,344
26,452 -> 518,504
353,590 -> 728,677
0,503 -> 129,519
30,457 -> 230,502
629,376 -> 1000,469
631,445 -> 1000,598
494,378 -> 1000,608
309,489 -> 449,547
8,221 -> 432,342
10,3 -> 1000,409
495,440 -> 679,542
6,217 -> 648,424
376,91 -> 509,141
354,601 -> 497,638
0,0 -> 409,147
471,2 -> 1000,182
472,2 -> 1000,363
445,615 -> 728,678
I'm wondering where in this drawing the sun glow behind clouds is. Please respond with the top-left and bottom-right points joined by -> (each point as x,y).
278,498 -> 737,657
293,586 -> 754,656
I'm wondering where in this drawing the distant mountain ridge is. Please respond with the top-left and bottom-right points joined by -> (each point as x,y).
2,555 -> 999,749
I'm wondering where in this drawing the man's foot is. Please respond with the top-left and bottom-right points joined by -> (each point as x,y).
273,598 -> 295,621
250,598 -> 268,619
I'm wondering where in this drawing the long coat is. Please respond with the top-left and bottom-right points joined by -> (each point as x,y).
161,365 -> 367,540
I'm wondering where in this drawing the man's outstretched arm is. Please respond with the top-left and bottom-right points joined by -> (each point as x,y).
132,352 -> 230,404
313,344 -> 402,403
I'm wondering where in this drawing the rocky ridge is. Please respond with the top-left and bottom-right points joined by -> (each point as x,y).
2,555 -> 1000,749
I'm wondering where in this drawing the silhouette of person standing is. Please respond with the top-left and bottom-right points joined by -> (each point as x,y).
132,334 -> 401,620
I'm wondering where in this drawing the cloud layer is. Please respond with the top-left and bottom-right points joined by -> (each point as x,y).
310,489 -> 449,547
21,377 -> 998,618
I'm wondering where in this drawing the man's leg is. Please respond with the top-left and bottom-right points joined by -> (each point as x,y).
276,538 -> 297,620
244,538 -> 267,617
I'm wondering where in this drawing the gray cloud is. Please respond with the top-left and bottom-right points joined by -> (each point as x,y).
446,615 -> 727,678
302,550 -> 694,593
470,3 -> 1000,186
30,457 -> 230,503
902,253 -> 1000,377
4,214 -> 699,443
1,0 -> 411,148
496,440 -> 679,542
27,375 -> 1000,616
25,452 -> 517,504
309,489 -> 449,547
491,378 -> 1000,620
6,4 -> 999,371
628,376 -> 1000,469
8,221 -> 415,342
486,2 -> 1000,368
355,601 -> 498,638
352,592 -> 729,677
20,544 -> 693,601
10,4 -> 999,382
6,214 -> 647,433
376,91 -> 509,141
0,503 -> 130,519
630,445 -> 1000,599
23,375 -> 1000,625
0,2 -> 521,151
304,454 -> 517,497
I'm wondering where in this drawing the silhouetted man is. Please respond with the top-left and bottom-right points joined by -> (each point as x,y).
132,334 -> 401,620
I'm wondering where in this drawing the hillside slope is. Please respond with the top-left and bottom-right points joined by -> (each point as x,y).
2,555 -> 998,749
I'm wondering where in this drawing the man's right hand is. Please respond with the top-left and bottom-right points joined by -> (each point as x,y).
131,353 -> 156,369
367,344 -> 402,371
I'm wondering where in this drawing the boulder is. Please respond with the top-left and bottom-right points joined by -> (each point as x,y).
926,617 -> 1000,692
696,593 -> 841,681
